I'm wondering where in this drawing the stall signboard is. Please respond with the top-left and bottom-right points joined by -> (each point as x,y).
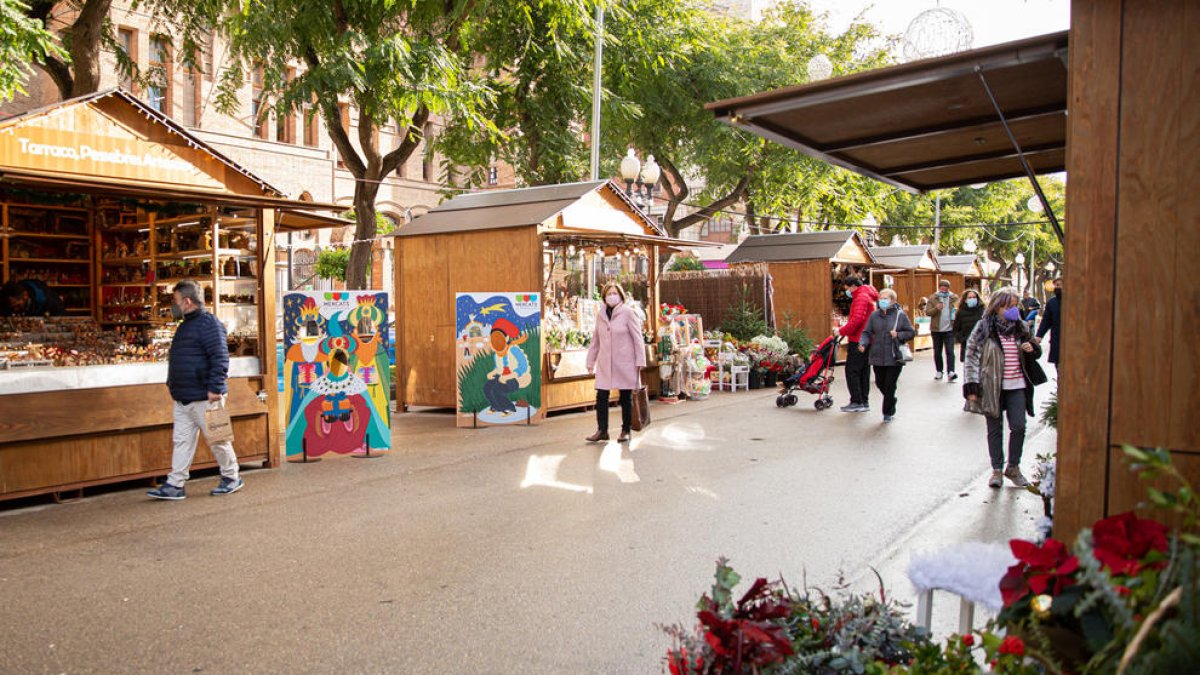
282,291 -> 391,457
455,292 -> 543,427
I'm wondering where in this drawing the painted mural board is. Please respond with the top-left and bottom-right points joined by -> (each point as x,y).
282,291 -> 391,457
455,293 -> 543,427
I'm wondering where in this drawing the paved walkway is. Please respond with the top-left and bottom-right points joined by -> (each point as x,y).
0,352 -> 1052,673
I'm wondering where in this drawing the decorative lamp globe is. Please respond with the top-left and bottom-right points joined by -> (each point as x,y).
641,154 -> 661,186
619,148 -> 641,182
902,7 -> 974,62
807,54 -> 833,81
1027,196 -> 1044,213
1015,252 -> 1026,265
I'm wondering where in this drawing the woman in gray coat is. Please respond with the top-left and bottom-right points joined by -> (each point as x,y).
858,288 -> 916,423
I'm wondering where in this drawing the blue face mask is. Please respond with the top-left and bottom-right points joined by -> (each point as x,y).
878,299 -> 892,310
966,298 -> 979,308
845,289 -> 854,298
1003,306 -> 1021,322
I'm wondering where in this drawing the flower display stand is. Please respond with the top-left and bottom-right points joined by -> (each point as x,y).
906,542 -> 1013,633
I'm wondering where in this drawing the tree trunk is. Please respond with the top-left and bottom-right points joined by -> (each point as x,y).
68,0 -> 112,96
346,180 -> 381,289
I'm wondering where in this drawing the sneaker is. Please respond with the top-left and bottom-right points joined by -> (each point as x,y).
934,372 -> 944,380
211,477 -> 244,496
988,471 -> 1003,489
882,415 -> 894,423
147,482 -> 186,501
1005,466 -> 1030,488
840,403 -> 861,412
948,372 -> 958,382
855,405 -> 870,413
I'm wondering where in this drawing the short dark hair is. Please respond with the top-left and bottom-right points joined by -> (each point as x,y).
842,275 -> 863,287
173,279 -> 204,306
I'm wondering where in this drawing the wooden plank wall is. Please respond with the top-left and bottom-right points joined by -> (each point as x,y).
1057,0 -> 1200,540
769,260 -> 832,341
395,227 -> 542,408
660,270 -> 768,332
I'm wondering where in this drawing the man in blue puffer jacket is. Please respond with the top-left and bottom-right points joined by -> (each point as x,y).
148,280 -> 243,500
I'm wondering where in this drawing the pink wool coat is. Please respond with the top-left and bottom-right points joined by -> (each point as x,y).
587,303 -> 647,391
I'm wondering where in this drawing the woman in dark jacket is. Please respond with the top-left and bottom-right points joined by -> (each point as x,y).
858,289 -> 916,423
962,288 -> 1044,489
953,289 -> 984,363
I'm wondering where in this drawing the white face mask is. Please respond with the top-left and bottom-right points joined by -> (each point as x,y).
605,294 -> 621,307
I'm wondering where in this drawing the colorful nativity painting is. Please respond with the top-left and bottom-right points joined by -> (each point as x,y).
282,291 -> 391,457
455,292 -> 543,427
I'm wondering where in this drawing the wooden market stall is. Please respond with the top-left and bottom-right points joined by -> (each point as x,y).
0,89 -> 338,501
868,245 -> 941,351
935,254 -> 984,296
393,180 -> 703,415
725,230 -> 876,360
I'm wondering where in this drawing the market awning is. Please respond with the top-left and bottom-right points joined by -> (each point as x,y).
937,254 -> 984,277
277,209 -> 351,231
544,231 -> 720,253
725,230 -> 876,265
868,245 -> 940,271
706,31 -> 1068,195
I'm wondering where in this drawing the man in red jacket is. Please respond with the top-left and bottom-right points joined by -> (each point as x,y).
837,276 -> 879,412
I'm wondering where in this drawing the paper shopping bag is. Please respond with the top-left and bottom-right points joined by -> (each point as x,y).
204,401 -> 235,444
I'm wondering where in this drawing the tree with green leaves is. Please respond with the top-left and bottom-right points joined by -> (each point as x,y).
214,0 -> 501,289
0,0 -> 66,101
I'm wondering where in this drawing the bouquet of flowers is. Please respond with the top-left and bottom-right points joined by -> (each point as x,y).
660,303 -> 687,321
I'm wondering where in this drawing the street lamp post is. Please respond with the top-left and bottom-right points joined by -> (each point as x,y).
619,148 -> 641,196
640,154 -> 660,213
1014,252 -> 1026,292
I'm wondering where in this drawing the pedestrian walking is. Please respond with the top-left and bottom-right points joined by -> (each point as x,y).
148,280 -> 243,500
858,289 -> 915,423
953,289 -> 985,364
586,283 -> 646,443
962,287 -> 1046,489
1,278 -> 65,317
1020,290 -> 1042,324
836,275 -> 878,413
1034,278 -> 1062,376
924,279 -> 960,381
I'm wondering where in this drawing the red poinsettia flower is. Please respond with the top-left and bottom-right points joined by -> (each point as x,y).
1091,511 -> 1169,576
998,635 -> 1025,656
999,538 -> 1079,607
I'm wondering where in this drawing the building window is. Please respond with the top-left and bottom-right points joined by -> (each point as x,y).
488,164 -> 498,186
117,28 -> 137,93
251,66 -> 268,139
421,123 -> 434,182
303,103 -> 320,147
276,68 -> 296,144
147,36 -> 172,114
180,48 -> 201,127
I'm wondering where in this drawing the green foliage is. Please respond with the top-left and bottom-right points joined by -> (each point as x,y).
667,255 -> 705,272
315,248 -> 349,282
721,284 -> 769,342
1124,445 -> 1199,539
0,0 -> 67,101
776,312 -> 815,357
1041,387 -> 1058,429
457,327 -> 541,414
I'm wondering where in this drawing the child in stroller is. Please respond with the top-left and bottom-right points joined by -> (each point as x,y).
777,335 -> 842,410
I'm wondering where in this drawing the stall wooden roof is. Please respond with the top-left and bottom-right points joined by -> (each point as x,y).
868,245 -> 940,271
725,230 -> 876,265
937,254 -> 984,276
706,31 -> 1068,192
396,180 -> 663,237
0,88 -> 340,210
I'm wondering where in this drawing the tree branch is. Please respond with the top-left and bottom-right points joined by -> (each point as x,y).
669,174 -> 751,237
656,154 -> 689,233
305,48 -> 366,177
381,106 -> 430,177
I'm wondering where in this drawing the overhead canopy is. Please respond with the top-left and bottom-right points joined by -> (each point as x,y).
725,230 -> 875,265
706,31 -> 1068,193
397,180 -> 662,237
544,231 -> 719,253
868,245 -> 940,271
937,254 -> 984,277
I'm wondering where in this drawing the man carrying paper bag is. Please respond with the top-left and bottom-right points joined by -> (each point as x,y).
148,280 -> 244,500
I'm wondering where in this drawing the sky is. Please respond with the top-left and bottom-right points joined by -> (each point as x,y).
801,0 -> 1069,50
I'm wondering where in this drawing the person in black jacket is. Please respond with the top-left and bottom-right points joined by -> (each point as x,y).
148,280 -> 243,500
1034,278 -> 1062,375
953,289 -> 985,364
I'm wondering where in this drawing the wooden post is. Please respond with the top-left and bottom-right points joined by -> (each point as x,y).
259,208 -> 281,468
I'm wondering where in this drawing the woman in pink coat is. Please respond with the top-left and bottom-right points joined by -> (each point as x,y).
586,283 -> 647,442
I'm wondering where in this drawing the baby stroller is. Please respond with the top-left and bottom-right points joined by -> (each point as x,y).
776,335 -> 842,410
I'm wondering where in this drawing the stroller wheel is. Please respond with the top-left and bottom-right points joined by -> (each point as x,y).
814,399 -> 825,410
776,395 -> 786,408
785,394 -> 798,407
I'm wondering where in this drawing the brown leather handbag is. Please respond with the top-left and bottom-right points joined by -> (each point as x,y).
631,382 -> 651,431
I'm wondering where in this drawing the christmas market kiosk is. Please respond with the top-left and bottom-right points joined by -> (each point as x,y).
0,89 -> 338,501
868,244 -> 941,351
935,254 -> 985,295
393,180 -> 705,424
